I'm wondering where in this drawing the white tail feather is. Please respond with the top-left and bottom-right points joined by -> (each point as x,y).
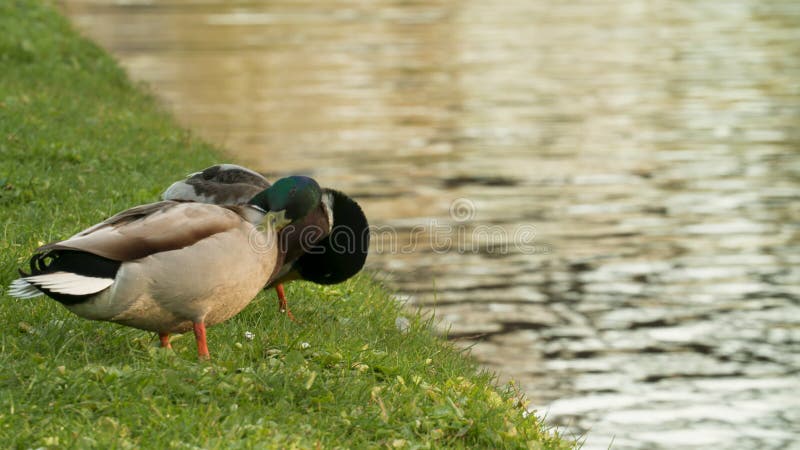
8,278 -> 44,299
22,272 -> 114,296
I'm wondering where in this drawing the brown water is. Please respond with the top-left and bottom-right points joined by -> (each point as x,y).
60,1 -> 800,448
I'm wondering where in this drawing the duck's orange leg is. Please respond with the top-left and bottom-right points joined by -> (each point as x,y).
159,332 -> 171,349
193,322 -> 210,360
275,284 -> 297,322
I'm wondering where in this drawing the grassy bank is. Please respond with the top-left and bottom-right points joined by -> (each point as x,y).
0,1 -> 571,448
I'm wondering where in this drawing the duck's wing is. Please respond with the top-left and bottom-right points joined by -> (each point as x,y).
12,201 -> 255,303
40,201 -> 247,262
162,164 -> 270,205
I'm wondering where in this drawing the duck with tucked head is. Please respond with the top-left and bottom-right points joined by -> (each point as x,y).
162,164 -> 370,321
9,176 -> 322,358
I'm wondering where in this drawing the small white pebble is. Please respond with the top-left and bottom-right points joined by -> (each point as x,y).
300,342 -> 311,349
244,331 -> 255,341
395,316 -> 410,333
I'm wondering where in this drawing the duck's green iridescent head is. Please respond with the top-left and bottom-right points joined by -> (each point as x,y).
249,176 -> 322,228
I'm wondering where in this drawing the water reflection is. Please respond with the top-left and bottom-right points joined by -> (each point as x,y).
60,1 -> 800,448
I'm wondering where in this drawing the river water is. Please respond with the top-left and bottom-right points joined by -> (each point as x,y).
60,1 -> 800,448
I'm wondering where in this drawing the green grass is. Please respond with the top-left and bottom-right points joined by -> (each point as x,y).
0,1 -> 573,448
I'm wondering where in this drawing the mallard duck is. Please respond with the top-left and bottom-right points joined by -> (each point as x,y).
162,164 -> 369,320
8,176 -> 322,358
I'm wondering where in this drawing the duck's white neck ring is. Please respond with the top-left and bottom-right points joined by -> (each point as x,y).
249,204 -> 267,214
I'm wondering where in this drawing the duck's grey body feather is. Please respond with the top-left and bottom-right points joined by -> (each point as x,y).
162,165 -> 268,205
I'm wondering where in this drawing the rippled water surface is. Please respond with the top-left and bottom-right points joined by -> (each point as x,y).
60,1 -> 800,448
